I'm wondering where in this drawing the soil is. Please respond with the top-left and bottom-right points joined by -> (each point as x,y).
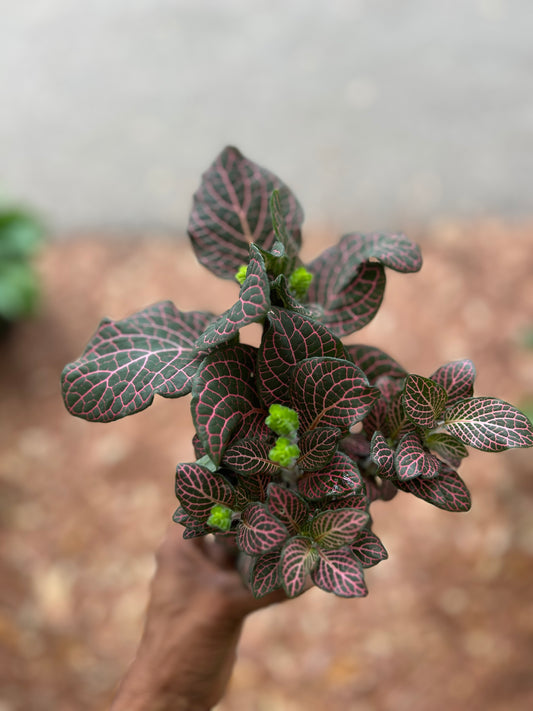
0,221 -> 532,711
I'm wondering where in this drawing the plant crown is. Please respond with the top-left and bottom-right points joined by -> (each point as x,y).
61,146 -> 533,599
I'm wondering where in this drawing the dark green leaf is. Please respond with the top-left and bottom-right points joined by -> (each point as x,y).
61,302 -> 214,422
402,374 -> 448,429
394,432 -> 440,480
191,344 -> 260,465
290,357 -> 379,432
188,146 -> 303,279
444,397 -> 533,451
257,306 -> 344,406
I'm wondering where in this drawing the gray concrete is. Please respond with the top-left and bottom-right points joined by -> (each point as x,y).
1,0 -> 532,234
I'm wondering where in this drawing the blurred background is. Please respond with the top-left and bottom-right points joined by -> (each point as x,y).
1,1 -> 532,710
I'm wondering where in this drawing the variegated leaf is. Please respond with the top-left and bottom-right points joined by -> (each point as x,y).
298,451 -> 363,500
249,550 -> 282,598
444,397 -> 533,451
191,344 -> 260,465
351,529 -> 388,568
223,438 -> 280,476
307,261 -> 386,337
370,431 -> 396,479
424,432 -> 469,467
257,306 -> 344,406
319,493 -> 368,512
402,374 -> 448,429
61,302 -> 214,422
291,357 -> 379,432
238,503 -> 289,555
394,432 -> 440,480
297,427 -> 341,471
334,232 -> 423,287
344,344 -> 407,383
195,245 -> 270,352
269,273 -> 319,315
384,391 -> 414,440
310,508 -> 368,550
234,472 -> 272,509
396,465 -> 471,512
175,463 -> 235,521
188,146 -> 303,279
267,483 -> 309,534
269,189 -> 300,260
280,536 -> 319,598
430,359 -> 476,407
311,548 -> 367,598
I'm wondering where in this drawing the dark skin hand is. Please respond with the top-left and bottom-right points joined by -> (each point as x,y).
111,528 -> 287,711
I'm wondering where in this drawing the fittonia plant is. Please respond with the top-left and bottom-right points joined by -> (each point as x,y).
61,146 -> 533,599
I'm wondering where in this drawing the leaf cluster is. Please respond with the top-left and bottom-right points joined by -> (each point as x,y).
61,146 -> 533,599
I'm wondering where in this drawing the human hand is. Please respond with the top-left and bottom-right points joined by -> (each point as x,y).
111,527 -> 286,711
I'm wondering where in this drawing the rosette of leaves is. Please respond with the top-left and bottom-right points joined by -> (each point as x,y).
61,145 -> 533,599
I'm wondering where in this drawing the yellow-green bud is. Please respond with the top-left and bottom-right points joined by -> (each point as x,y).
289,266 -> 313,300
207,504 -> 233,531
265,403 -> 299,438
235,264 -> 248,285
269,436 -> 300,468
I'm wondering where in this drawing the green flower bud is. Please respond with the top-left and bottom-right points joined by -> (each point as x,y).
289,266 -> 313,300
269,436 -> 300,468
265,403 -> 299,438
207,504 -> 233,531
235,264 -> 248,285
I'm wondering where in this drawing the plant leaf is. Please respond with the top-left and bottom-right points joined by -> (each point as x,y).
344,344 -> 407,383
257,306 -> 344,406
269,273 -> 319,315
394,432 -> 440,480
249,551 -> 282,598
424,432 -> 469,467
188,146 -> 303,279
370,431 -> 396,479
290,357 -> 379,432
334,232 -> 423,288
402,374 -> 448,429
310,508 -> 368,550
430,359 -> 476,407
269,190 -> 300,260
307,261 -> 386,337
223,438 -> 280,476
339,432 -> 370,460
195,245 -> 270,352
297,427 -> 341,471
297,451 -> 363,500
311,548 -> 367,598
319,493 -> 368,512
444,397 -> 533,451
279,536 -> 319,598
191,344 -> 260,465
396,465 -> 471,512
61,302 -> 214,422
384,391 -> 414,440
351,529 -> 388,568
267,483 -> 309,534
237,503 -> 289,555
175,463 -> 235,521
234,472 -> 272,509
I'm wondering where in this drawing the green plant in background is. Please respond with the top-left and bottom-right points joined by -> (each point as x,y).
0,205 -> 43,326
61,147 -> 533,599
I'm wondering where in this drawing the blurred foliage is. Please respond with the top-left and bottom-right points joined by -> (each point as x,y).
0,207 -> 44,323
